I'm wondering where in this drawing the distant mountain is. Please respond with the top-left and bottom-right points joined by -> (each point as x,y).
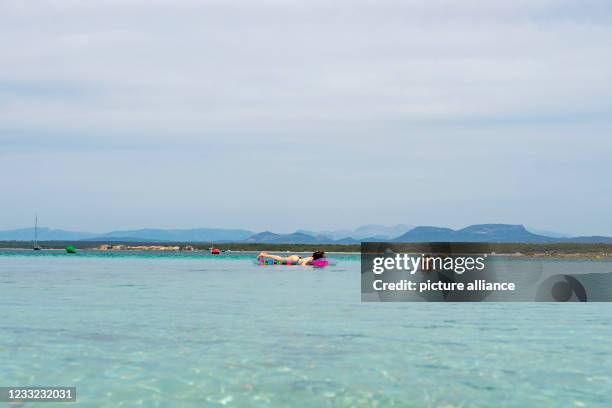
298,224 -> 413,240
2,224 -> 612,244
244,231 -> 334,244
352,224 -> 414,239
525,227 -> 570,239
296,229 -> 352,240
394,226 -> 457,242
91,228 -> 254,242
393,224 -> 612,243
244,232 -> 386,244
243,231 -> 282,243
394,224 -> 554,243
334,237 -> 360,244
0,227 -> 95,241
243,224 -> 612,244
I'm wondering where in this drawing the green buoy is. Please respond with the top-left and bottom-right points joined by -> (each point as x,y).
66,245 -> 77,254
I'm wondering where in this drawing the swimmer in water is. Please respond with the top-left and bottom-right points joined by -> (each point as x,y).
257,250 -> 325,266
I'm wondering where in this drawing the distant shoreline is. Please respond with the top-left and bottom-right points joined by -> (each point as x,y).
1,241 -> 612,260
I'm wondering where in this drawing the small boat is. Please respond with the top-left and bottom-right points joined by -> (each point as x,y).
65,246 -> 77,254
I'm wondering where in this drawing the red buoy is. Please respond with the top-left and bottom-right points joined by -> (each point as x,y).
211,248 -> 221,255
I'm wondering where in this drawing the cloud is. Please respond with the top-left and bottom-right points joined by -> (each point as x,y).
1,0 -> 611,234
2,0 -> 611,139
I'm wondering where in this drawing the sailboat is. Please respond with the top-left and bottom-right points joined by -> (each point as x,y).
33,214 -> 42,250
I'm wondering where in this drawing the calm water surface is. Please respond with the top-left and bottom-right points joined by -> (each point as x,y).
1,251 -> 611,407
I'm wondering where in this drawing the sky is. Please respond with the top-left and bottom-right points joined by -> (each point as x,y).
1,0 -> 612,235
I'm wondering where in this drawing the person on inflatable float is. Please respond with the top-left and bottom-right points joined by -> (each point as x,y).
257,250 -> 325,266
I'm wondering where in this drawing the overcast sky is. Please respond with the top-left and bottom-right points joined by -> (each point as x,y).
1,0 -> 611,235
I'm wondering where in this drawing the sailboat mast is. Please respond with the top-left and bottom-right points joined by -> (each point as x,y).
33,213 -> 42,250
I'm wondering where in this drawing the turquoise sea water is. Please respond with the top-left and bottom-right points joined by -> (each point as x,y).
1,250 -> 611,407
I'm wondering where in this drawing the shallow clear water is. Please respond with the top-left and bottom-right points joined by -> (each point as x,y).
1,251 -> 611,407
